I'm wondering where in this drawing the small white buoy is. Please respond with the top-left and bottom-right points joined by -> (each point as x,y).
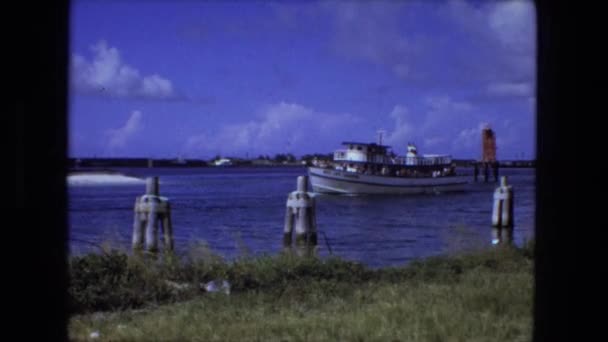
203,280 -> 231,295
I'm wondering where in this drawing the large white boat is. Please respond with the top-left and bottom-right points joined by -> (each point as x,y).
308,141 -> 469,194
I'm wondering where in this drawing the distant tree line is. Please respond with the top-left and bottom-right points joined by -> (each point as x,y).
301,153 -> 333,162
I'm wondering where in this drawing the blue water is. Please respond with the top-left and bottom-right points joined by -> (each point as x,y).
68,167 -> 535,268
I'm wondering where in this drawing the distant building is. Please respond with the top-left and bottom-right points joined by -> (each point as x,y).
481,125 -> 497,162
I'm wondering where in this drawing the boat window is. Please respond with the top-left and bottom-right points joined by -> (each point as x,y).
357,146 -> 362,151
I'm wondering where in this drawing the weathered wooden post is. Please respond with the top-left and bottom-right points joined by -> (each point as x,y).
283,176 -> 317,256
491,176 -> 514,245
144,194 -> 159,253
483,162 -> 489,183
162,202 -> 174,251
283,204 -> 294,250
132,177 -> 173,254
473,162 -> 479,182
132,197 -> 146,251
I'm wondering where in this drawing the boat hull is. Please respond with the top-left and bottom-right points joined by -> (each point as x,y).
308,167 -> 469,194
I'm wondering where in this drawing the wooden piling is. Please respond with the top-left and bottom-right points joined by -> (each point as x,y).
473,163 -> 479,182
283,206 -> 294,249
491,188 -> 503,227
132,197 -> 145,251
491,176 -> 514,245
284,176 -> 317,256
145,198 -> 159,253
146,177 -> 159,196
483,162 -> 489,182
500,226 -> 514,245
491,227 -> 501,245
132,177 -> 174,254
297,175 -> 308,192
500,176 -> 514,228
162,203 -> 174,251
294,194 -> 311,243
308,197 -> 318,246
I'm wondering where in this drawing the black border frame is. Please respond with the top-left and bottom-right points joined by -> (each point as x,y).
10,1 -> 570,340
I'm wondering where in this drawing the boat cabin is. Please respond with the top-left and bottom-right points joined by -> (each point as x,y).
333,142 -> 392,164
330,141 -> 455,177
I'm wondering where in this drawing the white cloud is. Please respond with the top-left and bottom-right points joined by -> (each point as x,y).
392,64 -> 410,78
105,110 -> 143,149
323,2 -> 419,80
383,98 -> 479,155
425,96 -> 474,112
317,0 -> 536,89
453,124 -> 483,151
268,1 -> 536,106
487,82 -> 533,97
384,105 -> 414,147
446,0 -> 536,92
455,127 -> 478,145
424,137 -> 447,148
71,40 -> 176,100
141,74 -> 174,99
489,1 -> 536,53
184,102 -> 362,157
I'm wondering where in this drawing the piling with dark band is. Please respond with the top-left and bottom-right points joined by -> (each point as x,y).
283,206 -> 294,249
132,197 -> 145,251
144,197 -> 159,253
132,177 -> 174,254
162,203 -> 174,252
491,176 -> 514,245
146,176 -> 159,196
283,176 -> 317,256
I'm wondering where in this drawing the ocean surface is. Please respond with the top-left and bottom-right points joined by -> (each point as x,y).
68,166 -> 535,268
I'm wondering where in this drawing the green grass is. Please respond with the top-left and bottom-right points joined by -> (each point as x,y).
68,241 -> 534,341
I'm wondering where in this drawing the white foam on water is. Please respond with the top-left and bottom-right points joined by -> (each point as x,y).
67,173 -> 146,186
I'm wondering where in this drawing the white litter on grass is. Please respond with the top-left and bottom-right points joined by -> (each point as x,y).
89,331 -> 100,339
203,280 -> 231,295
67,173 -> 146,186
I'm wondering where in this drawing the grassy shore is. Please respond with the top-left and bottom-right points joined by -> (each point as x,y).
68,241 -> 534,341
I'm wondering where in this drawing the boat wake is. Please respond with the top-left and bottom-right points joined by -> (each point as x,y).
67,173 -> 145,186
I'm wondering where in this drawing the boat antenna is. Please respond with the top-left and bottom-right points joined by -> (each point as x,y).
377,129 -> 385,145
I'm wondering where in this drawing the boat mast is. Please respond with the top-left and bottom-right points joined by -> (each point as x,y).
376,129 -> 385,145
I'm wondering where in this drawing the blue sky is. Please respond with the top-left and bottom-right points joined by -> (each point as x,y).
69,0 -> 536,160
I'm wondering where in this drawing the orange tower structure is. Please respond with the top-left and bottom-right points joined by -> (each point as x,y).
481,125 -> 496,163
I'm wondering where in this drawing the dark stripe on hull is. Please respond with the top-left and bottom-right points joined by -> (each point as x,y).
308,167 -> 469,194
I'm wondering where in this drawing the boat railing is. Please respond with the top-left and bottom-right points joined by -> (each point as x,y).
394,156 -> 452,166
332,149 -> 452,166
